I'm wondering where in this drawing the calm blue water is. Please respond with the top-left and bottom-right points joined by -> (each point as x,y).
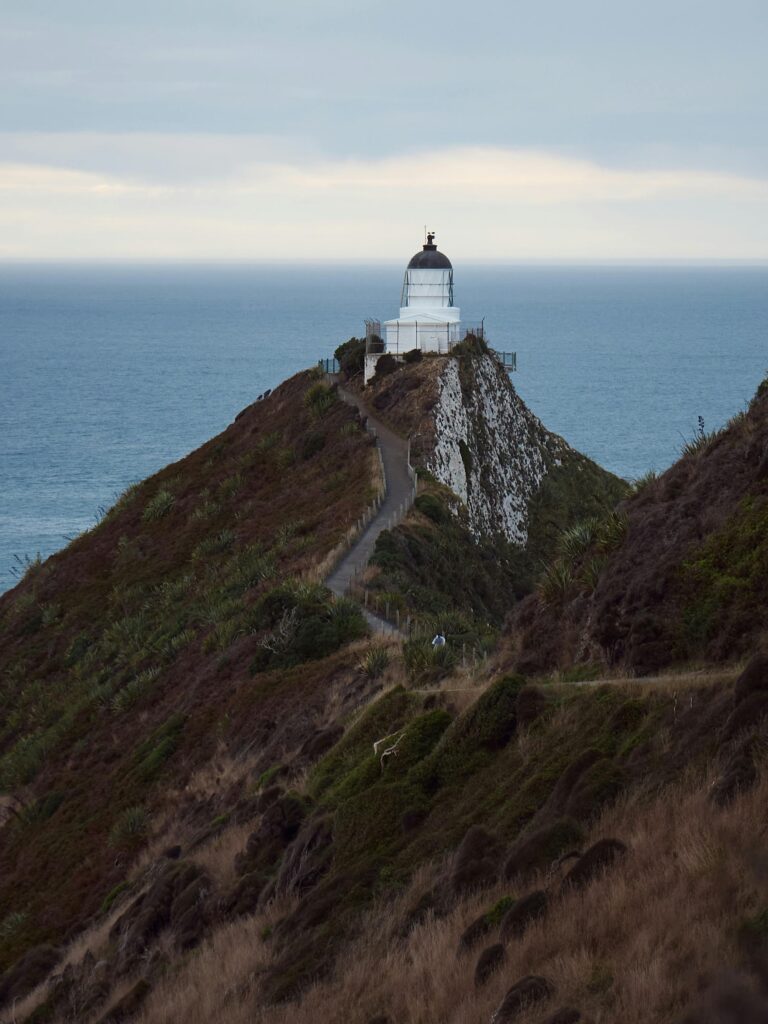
1,263 -> 766,593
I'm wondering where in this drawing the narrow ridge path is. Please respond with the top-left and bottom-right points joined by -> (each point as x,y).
325,382 -> 415,637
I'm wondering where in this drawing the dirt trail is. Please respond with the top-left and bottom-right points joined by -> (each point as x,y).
325,382 -> 416,637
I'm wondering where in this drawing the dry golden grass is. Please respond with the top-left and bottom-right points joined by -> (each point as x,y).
9,898 -> 140,1022
562,664 -> 742,693
130,762 -> 768,1024
135,896 -> 296,1024
192,821 -> 255,889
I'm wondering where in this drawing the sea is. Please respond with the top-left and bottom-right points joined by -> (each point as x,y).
1,262 -> 766,594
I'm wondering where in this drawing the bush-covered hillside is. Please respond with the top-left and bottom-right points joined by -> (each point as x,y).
505,376 -> 768,677
0,369 -> 376,971
2,363 -> 767,1024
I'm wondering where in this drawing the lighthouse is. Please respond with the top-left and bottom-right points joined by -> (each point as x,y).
364,232 -> 465,383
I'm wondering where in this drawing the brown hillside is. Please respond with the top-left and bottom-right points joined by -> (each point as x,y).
0,369 -> 377,966
505,379 -> 768,677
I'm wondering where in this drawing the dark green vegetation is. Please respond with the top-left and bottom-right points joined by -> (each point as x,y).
367,478 -> 525,634
508,376 -> 768,675
680,495 -> 768,656
334,337 -> 365,380
253,666 -> 756,1004
0,370 -> 375,968
365,463 -> 625,648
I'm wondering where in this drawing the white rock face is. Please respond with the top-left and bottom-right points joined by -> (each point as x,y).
425,354 -> 567,544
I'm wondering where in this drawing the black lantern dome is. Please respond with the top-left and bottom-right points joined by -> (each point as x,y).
406,232 -> 452,270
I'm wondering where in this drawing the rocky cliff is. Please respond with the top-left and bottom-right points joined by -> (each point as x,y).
361,339 -> 625,557
426,348 -> 583,544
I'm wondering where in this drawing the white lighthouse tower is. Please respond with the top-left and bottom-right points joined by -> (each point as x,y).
364,232 -> 463,383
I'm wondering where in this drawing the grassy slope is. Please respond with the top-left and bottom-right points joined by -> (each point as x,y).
133,672 -> 767,1024
507,378 -> 768,677
2,368 -> 767,1024
0,370 -> 376,967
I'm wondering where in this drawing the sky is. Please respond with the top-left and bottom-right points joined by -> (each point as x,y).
1,0 -> 767,260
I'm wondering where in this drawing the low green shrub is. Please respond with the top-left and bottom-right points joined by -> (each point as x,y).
249,584 -> 367,674
484,895 -> 514,927
403,638 -> 456,686
403,348 -> 423,364
414,493 -> 449,525
110,667 -> 161,715
373,353 -> 399,380
131,714 -> 185,783
304,382 -> 336,416
0,911 -> 28,944
109,806 -> 150,848
359,645 -> 391,680
537,559 -> 573,605
299,431 -> 326,460
20,791 -> 64,825
334,337 -> 366,379
100,881 -> 130,914
142,489 -> 175,522
193,528 -> 235,559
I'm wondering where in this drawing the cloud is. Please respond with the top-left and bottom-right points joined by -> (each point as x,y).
240,148 -> 768,203
0,139 -> 766,259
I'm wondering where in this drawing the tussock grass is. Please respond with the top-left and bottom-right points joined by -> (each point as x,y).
131,769 -> 768,1024
142,488 -> 175,522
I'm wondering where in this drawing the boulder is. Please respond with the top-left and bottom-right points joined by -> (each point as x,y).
562,758 -> 625,823
300,724 -> 344,761
721,692 -> 768,742
492,975 -> 555,1022
562,839 -> 627,889
545,1009 -> 581,1024
474,944 -> 505,987
235,793 -> 306,876
254,784 -> 283,813
0,944 -> 60,1007
515,686 -> 547,728
735,654 -> 768,702
171,872 -> 211,951
222,870 -> 267,919
451,825 -> 502,894
457,914 -> 493,955
96,979 -> 151,1023
275,816 -> 334,895
710,741 -> 758,807
499,890 -> 548,941
109,861 -> 212,971
503,819 -> 584,881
